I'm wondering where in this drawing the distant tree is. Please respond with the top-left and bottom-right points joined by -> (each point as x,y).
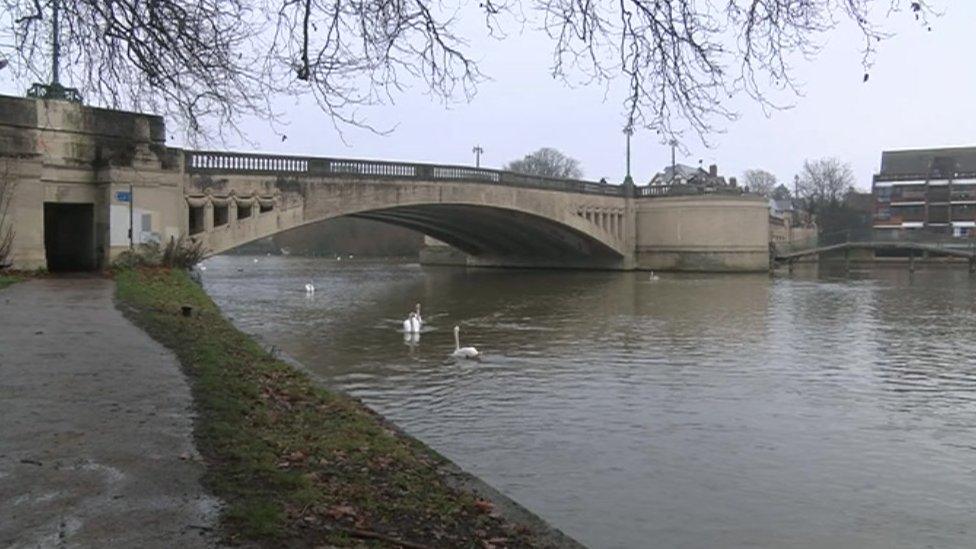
771,184 -> 792,201
795,158 -> 869,234
797,158 -> 856,207
742,169 -> 778,196
505,148 -> 583,179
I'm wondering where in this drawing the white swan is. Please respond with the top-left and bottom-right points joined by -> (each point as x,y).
304,281 -> 315,293
403,312 -> 420,333
403,311 -> 422,334
414,303 -> 423,329
199,265 -> 207,272
648,271 -> 660,281
452,326 -> 479,359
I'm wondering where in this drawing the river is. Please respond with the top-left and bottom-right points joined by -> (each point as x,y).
202,256 -> 976,548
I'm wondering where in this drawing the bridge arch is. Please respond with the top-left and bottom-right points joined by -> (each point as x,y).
187,175 -> 631,269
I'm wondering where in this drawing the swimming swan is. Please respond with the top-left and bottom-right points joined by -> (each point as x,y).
414,303 -> 423,329
452,326 -> 479,359
648,271 -> 660,281
403,312 -> 421,334
304,281 -> 315,293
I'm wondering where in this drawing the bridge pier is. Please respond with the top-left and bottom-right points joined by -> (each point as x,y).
909,251 -> 916,274
969,256 -> 975,275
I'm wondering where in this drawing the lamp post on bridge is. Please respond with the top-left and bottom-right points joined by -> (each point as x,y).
472,145 -> 484,168
623,125 -> 634,187
25,0 -> 81,102
669,139 -> 678,183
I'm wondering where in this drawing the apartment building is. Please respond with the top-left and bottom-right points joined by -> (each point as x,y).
873,147 -> 976,238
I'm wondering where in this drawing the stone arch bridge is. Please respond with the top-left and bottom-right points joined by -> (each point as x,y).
1,94 -> 770,272
184,151 -> 633,269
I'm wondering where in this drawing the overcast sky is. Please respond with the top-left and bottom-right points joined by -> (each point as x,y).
3,3 -> 972,191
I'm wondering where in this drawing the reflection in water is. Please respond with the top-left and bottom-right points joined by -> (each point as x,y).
203,257 -> 976,549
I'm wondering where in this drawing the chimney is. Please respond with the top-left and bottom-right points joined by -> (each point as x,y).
709,164 -> 718,177
730,176 -> 737,187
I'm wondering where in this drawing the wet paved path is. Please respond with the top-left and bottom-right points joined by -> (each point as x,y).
0,278 -> 218,548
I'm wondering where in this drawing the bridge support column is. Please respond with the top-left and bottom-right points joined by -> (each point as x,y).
204,202 -> 215,232
969,256 -> 974,275
844,248 -> 850,274
909,251 -> 916,274
788,260 -> 795,275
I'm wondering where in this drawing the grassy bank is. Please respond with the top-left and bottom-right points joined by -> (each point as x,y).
116,268 -> 552,548
0,274 -> 22,290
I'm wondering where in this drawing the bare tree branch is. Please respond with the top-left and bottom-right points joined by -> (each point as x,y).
0,0 -> 935,144
0,159 -> 17,269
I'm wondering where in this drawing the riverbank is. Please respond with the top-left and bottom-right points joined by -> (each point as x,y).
115,268 -> 578,548
0,274 -> 22,289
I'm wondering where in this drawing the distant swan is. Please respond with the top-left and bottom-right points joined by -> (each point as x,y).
403,312 -> 421,334
452,326 -> 479,359
414,303 -> 423,329
304,281 -> 315,293
199,265 -> 207,272
648,271 -> 660,281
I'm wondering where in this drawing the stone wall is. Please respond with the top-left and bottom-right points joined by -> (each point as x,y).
635,194 -> 770,272
0,95 -> 184,270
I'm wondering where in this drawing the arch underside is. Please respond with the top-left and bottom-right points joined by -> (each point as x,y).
337,204 -> 623,261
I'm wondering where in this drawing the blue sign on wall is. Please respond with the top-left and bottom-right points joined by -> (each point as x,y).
115,191 -> 132,203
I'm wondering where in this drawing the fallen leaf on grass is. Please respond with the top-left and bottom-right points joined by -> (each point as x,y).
371,456 -> 395,470
473,499 -> 495,514
325,505 -> 357,520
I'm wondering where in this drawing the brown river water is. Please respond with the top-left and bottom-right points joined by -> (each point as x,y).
202,256 -> 976,548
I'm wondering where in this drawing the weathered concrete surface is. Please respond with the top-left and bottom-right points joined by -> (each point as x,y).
636,194 -> 770,272
0,278 -> 218,548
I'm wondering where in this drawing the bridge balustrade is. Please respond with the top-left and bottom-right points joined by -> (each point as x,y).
636,184 -> 745,198
184,150 -> 627,197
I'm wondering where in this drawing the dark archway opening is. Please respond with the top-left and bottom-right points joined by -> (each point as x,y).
44,202 -> 96,271
189,206 -> 205,234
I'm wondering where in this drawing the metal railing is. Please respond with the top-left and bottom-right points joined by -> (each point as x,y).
775,227 -> 976,257
185,150 -> 626,197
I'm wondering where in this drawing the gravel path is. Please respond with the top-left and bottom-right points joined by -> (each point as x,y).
0,278 -> 218,548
